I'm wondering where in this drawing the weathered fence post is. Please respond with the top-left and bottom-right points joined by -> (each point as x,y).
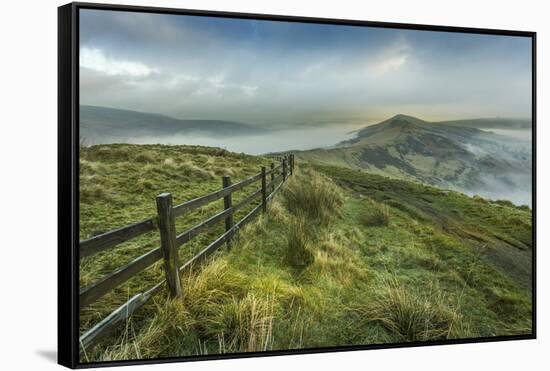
288,155 -> 292,175
261,166 -> 267,213
291,154 -> 295,174
270,162 -> 275,193
156,193 -> 182,298
288,154 -> 294,175
282,157 -> 287,181
222,175 -> 233,250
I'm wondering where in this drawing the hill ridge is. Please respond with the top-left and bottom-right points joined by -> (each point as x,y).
298,114 -> 532,206
79,105 -> 268,145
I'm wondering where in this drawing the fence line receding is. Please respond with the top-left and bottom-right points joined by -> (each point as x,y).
79,154 -> 295,353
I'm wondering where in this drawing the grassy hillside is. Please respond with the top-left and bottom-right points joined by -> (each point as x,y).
79,144 -> 532,362
80,105 -> 268,145
295,115 -> 532,205
79,144 -> 273,339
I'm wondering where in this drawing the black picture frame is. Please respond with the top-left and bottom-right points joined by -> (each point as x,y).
58,2 -> 537,369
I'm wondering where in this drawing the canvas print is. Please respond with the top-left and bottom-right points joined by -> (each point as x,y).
77,8 -> 533,363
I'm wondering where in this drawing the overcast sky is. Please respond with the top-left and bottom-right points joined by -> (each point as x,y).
79,9 -> 532,128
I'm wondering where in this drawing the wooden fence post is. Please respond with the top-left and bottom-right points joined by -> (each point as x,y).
285,155 -> 292,176
222,176 -> 233,250
291,154 -> 295,174
156,193 -> 182,298
282,158 -> 287,181
261,166 -> 267,213
270,162 -> 275,193
288,155 -> 292,175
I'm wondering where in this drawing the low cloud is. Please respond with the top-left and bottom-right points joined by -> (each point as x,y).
80,126 -> 356,155
455,172 -> 532,207
80,47 -> 159,77
369,37 -> 410,76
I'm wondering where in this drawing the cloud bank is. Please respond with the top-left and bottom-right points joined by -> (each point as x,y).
79,9 -> 532,127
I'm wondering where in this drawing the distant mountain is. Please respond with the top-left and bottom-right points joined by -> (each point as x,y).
297,114 -> 532,205
80,105 -> 268,144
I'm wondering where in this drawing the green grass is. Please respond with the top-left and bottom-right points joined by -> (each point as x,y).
79,145 -> 532,362
281,168 -> 344,226
363,275 -> 462,342
79,144 -> 273,336
284,214 -> 314,269
359,199 -> 391,227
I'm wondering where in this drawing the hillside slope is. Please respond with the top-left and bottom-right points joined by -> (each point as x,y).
80,105 -> 268,144
79,145 -> 532,362
296,114 -> 532,205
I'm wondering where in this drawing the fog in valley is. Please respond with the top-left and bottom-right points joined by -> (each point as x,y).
453,173 -> 532,207
482,129 -> 532,141
84,123 -> 533,207
86,125 -> 358,155
454,129 -> 532,206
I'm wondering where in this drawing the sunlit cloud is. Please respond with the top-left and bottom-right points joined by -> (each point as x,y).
373,54 -> 408,75
187,74 -> 259,98
80,47 -> 159,77
369,38 -> 410,76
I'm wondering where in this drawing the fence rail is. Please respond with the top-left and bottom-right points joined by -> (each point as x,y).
79,218 -> 156,259
79,154 -> 295,354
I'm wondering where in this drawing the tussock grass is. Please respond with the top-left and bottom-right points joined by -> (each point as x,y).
134,151 -> 156,163
97,259 -> 279,360
136,178 -> 154,191
282,169 -> 344,226
178,260 -> 278,352
180,160 -> 214,179
179,259 -> 247,333
98,298 -> 194,361
300,232 -> 369,287
267,199 -> 291,224
220,293 -> 276,352
284,214 -> 314,269
80,183 -> 113,203
364,276 -> 461,342
162,157 -> 178,168
305,250 -> 367,288
279,168 -> 346,270
80,159 -> 107,173
360,200 -> 390,227
88,145 -> 132,162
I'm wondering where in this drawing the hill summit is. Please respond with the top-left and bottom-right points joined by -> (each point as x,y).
297,114 -> 532,205
387,113 -> 427,123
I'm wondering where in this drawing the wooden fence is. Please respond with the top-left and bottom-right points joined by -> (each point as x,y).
79,154 -> 295,353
